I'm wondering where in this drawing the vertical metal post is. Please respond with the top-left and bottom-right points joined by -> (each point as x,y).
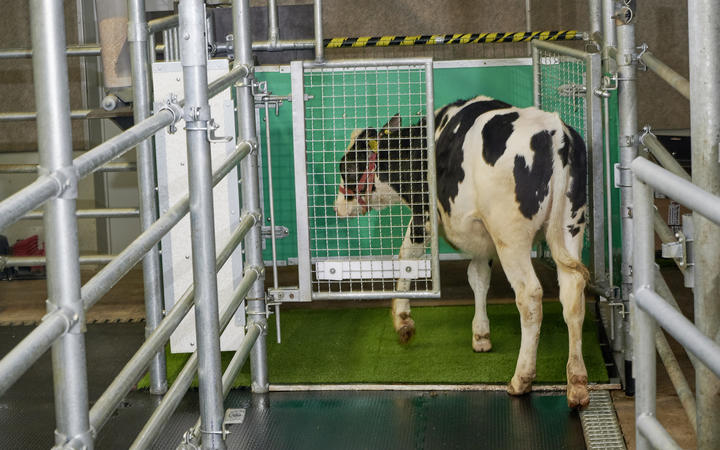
179,0 -> 226,448
615,11 -> 637,395
313,0 -> 324,62
233,0 -> 269,393
30,0 -> 93,447
127,0 -> 168,396
602,0 -> 617,74
586,53 -> 607,287
688,1 -> 720,447
531,45 -> 540,108
267,0 -> 279,46
632,174 -> 657,450
589,0 -> 602,40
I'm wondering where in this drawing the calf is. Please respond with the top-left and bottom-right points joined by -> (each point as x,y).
334,95 -> 590,408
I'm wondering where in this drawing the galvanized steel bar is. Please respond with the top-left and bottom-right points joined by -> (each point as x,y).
30,0 -> 92,447
636,288 -> 720,379
147,13 -> 179,34
637,415 -> 682,450
639,51 -> 690,100
21,208 -> 139,220
0,162 -> 136,174
641,132 -> 691,182
616,15 -> 637,395
655,329 -> 697,431
632,158 -> 720,225
180,1 -> 226,447
632,166 -> 656,450
688,1 -> 720,446
601,0 -> 617,73
589,0 -> 602,43
2,254 -> 115,267
313,0 -> 323,61
0,313 -> 71,397
129,0 -> 167,396
89,218 -> 255,433
130,267 -> 259,449
0,44 -> 101,59
234,0 -> 269,394
207,63 -> 251,99
0,109 -> 92,122
0,176 -> 63,231
532,38 -> 590,61
267,0 -> 279,45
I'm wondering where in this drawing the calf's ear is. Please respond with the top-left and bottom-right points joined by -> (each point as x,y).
380,114 -> 402,133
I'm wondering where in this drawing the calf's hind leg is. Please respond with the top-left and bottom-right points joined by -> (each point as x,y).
391,224 -> 425,343
468,257 -> 493,352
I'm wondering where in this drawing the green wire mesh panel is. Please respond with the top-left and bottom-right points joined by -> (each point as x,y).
296,60 -> 439,298
534,46 -> 591,263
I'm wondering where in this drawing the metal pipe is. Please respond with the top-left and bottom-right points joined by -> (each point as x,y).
529,39 -> 589,61
0,176 -> 65,232
636,287 -> 720,379
0,162 -> 136,174
602,0 -> 617,73
632,158 -> 720,226
637,414 -> 682,450
263,101 -> 281,343
641,132 -> 691,182
2,255 -> 115,267
267,0 -> 279,45
632,167 -> 657,450
30,0 -> 92,447
689,1 -> 720,446
129,0 -> 167,396
616,15 -> 637,395
251,39 -> 314,51
207,64 -> 251,99
147,13 -> 179,34
89,218 -> 256,433
654,209 -> 686,274
603,96 -> 616,288
180,1 -> 226,447
234,0 -> 269,395
587,52 -> 607,289
0,110 -> 98,122
130,267 -> 259,450
0,44 -> 101,59
655,329 -> 697,431
187,322 -> 263,445
0,313 -> 71,397
313,0 -> 323,61
640,51 -> 690,100
21,208 -> 139,220
589,0 -> 603,41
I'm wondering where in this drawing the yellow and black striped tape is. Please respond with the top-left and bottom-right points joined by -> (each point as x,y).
325,31 -> 580,48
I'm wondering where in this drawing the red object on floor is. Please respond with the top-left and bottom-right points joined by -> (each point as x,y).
12,235 -> 45,271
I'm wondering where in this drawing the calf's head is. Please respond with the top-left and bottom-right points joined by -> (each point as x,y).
334,115 -> 402,217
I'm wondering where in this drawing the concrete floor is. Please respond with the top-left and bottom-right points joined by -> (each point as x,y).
0,260 -> 698,448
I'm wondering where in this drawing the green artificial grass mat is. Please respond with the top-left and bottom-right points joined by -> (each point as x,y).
138,302 -> 608,388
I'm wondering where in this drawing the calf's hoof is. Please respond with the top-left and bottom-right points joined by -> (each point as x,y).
507,374 -> 534,396
472,333 -> 492,352
567,375 -> 590,409
394,314 -> 416,343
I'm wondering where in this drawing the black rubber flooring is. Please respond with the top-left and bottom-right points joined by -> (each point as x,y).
0,323 -> 586,449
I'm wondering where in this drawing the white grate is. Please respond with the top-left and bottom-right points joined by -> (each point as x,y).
292,60 -> 439,300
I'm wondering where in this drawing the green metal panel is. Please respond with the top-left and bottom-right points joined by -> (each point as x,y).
255,63 -> 535,263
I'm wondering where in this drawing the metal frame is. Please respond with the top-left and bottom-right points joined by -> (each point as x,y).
290,58 -> 440,302
0,0 -> 263,448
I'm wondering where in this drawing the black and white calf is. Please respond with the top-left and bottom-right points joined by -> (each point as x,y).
334,95 -> 590,408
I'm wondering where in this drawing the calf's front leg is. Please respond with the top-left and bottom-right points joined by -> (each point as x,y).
392,223 -> 425,343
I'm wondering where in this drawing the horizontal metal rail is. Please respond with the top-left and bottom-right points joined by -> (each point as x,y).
632,157 -> 720,225
130,266 -> 262,449
89,218 -> 257,433
0,44 -> 101,59
640,132 -> 691,182
639,51 -> 690,100
0,141 -> 252,397
0,108 -> 132,122
637,414 -> 682,450
21,208 -> 139,220
531,38 -> 590,61
147,14 -> 179,34
1,254 -> 114,268
324,30 -> 583,48
0,162 -> 136,174
635,287 -> 720,378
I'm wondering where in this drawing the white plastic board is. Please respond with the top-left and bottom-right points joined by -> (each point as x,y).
153,59 -> 245,353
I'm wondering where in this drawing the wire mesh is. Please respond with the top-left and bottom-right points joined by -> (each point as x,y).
301,62 -> 436,296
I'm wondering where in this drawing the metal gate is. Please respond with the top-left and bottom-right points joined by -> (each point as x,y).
290,59 -> 440,301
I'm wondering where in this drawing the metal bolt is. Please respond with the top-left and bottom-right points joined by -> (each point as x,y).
183,33 -> 190,40
289,293 -> 295,299
329,268 -> 336,274
405,266 -> 412,273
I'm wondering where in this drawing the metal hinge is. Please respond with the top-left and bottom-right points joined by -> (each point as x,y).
261,225 -> 289,240
268,287 -> 305,303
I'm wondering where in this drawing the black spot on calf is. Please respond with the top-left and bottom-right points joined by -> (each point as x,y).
513,130 -> 554,219
482,112 -> 520,166
435,99 -> 512,213
565,126 -> 587,216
